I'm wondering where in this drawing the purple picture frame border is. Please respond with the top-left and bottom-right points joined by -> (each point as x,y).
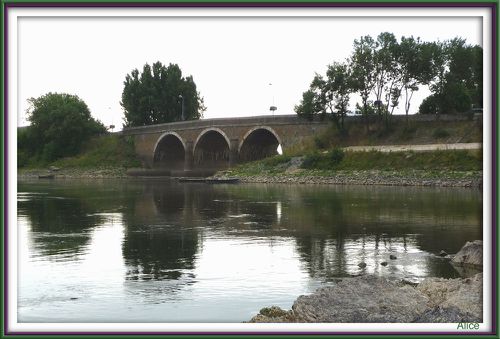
3,1 -> 497,336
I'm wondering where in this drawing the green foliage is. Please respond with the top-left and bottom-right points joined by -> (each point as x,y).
421,38 -> 482,115
337,150 -> 481,171
295,62 -> 354,130
301,148 -> 345,170
399,125 -> 418,140
121,61 -> 205,127
419,95 -> 440,115
314,136 -> 328,149
433,128 -> 450,139
296,33 -> 482,122
261,154 -> 291,167
21,93 -> 106,166
52,134 -> 141,168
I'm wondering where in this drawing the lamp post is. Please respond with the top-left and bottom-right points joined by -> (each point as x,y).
178,94 -> 185,121
269,83 -> 277,115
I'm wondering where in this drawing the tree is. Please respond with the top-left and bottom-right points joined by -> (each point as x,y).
398,36 -> 433,121
295,62 -> 354,132
25,93 -> 106,163
325,62 -> 355,130
121,62 -> 205,127
372,32 -> 403,127
350,35 -> 377,130
420,39 -> 483,115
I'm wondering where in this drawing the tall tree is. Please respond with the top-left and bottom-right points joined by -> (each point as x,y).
372,32 -> 403,126
295,62 -> 354,132
398,36 -> 433,120
121,62 -> 205,127
419,39 -> 483,115
25,93 -> 106,163
350,35 -> 377,130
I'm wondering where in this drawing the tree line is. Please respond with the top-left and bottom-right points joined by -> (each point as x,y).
295,32 -> 482,131
19,61 -> 205,166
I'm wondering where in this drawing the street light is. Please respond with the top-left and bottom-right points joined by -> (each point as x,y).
269,83 -> 277,115
178,94 -> 185,121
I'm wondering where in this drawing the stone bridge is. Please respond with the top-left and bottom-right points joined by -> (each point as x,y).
121,115 -> 329,176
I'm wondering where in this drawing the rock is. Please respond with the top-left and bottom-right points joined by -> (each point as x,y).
417,273 -> 482,320
438,250 -> 448,257
250,274 -> 483,323
248,306 -> 297,323
413,306 -> 482,323
358,262 -> 367,268
451,263 -> 483,278
389,254 -> 397,260
451,240 -> 482,267
380,262 -> 388,266
400,279 -> 419,287
291,275 -> 428,322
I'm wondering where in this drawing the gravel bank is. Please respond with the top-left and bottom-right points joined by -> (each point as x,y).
18,168 -> 482,188
17,167 -> 130,179
219,170 -> 483,188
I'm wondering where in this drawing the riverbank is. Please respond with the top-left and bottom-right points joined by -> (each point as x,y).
216,147 -> 482,188
214,169 -> 482,188
17,166 -> 483,188
17,167 -> 482,188
17,167 -> 130,179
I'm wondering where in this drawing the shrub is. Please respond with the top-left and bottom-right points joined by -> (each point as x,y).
314,136 -> 328,149
329,148 -> 345,164
300,152 -> 323,169
300,148 -> 345,170
433,128 -> 450,139
262,154 -> 291,167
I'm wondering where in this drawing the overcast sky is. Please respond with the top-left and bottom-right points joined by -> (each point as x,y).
17,13 -> 482,130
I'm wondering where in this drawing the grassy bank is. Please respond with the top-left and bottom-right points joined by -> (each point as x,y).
285,118 -> 482,155
18,134 -> 141,172
226,149 -> 482,177
220,148 -> 482,188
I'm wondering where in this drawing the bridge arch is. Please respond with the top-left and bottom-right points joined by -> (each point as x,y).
193,128 -> 231,171
153,132 -> 186,169
239,126 -> 282,162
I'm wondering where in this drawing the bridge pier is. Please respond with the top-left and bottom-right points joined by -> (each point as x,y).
229,138 -> 239,167
184,141 -> 194,172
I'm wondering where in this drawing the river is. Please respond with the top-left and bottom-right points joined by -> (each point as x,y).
17,179 -> 482,322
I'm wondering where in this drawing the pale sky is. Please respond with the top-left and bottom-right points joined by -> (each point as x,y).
17,11 -> 482,130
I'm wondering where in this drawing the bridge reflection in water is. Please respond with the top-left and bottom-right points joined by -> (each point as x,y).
17,179 -> 482,322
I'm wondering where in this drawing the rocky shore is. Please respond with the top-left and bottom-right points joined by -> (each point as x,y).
217,170 -> 482,188
249,273 -> 482,323
249,241 -> 483,323
17,167 -> 130,179
18,167 -> 482,189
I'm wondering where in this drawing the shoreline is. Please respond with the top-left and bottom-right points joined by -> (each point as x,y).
17,168 -> 482,188
216,170 -> 483,188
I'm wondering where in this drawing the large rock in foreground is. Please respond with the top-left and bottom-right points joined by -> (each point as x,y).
291,275 -> 428,323
451,240 -> 483,267
417,273 -> 482,320
249,274 -> 483,323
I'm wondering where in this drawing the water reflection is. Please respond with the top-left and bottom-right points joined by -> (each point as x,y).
17,179 -> 483,322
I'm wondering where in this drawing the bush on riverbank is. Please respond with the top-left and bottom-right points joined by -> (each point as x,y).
19,134 -> 141,169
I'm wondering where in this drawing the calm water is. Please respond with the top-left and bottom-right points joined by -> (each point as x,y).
17,179 -> 482,322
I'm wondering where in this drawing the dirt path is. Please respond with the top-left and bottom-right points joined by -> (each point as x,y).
344,142 -> 482,153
